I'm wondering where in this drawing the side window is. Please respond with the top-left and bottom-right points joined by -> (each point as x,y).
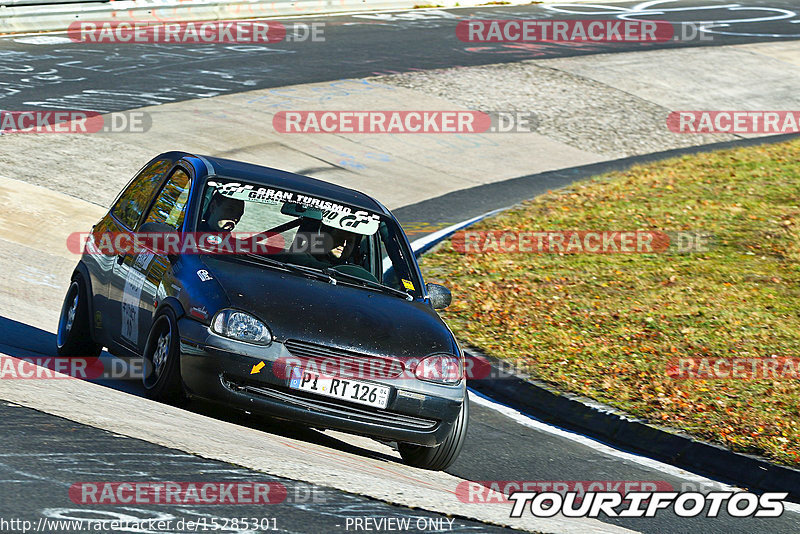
380,233 -> 399,288
111,160 -> 171,229
144,168 -> 192,229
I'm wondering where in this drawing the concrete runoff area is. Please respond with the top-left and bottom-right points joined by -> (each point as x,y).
0,41 -> 797,212
0,80 -> 600,211
0,176 -> 105,331
377,41 -> 800,155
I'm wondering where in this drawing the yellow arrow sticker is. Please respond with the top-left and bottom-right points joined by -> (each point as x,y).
250,361 -> 265,375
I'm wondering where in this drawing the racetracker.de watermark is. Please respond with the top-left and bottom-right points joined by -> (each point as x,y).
273,352 -> 571,382
0,355 -> 144,380
0,111 -> 151,134
67,21 -> 324,44
667,357 -> 800,380
69,231 -> 288,256
667,111 -> 800,134
70,482 -> 288,505
272,110 -> 537,134
451,230 -> 712,254
456,20 -> 712,43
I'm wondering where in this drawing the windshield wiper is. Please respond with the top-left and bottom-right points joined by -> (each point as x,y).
242,254 -> 411,299
242,253 -> 335,284
323,268 -> 413,301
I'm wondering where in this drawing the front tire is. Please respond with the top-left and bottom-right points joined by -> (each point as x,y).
142,308 -> 185,404
399,394 -> 469,471
56,276 -> 101,357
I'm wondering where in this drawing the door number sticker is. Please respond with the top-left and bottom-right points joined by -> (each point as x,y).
121,251 -> 154,345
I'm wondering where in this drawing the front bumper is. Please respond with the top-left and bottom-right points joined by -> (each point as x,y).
177,318 -> 465,446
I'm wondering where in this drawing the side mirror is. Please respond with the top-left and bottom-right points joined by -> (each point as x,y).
426,283 -> 452,310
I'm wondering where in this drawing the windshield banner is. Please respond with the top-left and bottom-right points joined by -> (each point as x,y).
208,181 -> 381,235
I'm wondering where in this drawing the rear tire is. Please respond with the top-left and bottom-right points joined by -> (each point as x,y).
399,394 -> 469,471
56,275 -> 101,357
142,308 -> 185,404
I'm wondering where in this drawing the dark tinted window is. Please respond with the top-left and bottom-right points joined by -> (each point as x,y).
111,160 -> 171,229
144,168 -> 192,229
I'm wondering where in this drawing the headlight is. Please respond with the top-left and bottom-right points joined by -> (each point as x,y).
211,309 -> 272,345
415,354 -> 462,384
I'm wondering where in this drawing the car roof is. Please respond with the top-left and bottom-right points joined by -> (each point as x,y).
171,152 -> 387,215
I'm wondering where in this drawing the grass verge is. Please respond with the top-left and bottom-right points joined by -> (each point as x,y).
420,139 -> 800,466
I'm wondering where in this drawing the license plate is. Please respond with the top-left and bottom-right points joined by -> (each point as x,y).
288,367 -> 390,409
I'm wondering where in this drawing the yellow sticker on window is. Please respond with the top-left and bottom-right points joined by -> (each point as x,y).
402,279 -> 415,291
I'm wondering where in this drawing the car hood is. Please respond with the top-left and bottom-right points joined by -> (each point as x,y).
200,256 -> 456,359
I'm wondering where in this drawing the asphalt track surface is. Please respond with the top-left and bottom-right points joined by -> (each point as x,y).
0,400 -> 510,534
3,1 -> 800,533
0,1 -> 799,113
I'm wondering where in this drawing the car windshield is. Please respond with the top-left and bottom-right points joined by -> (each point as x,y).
194,177 -> 421,296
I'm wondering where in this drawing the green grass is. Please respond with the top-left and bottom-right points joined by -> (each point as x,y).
421,139 -> 800,466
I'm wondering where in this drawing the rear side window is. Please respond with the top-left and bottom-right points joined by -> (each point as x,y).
144,168 -> 192,229
111,159 -> 171,229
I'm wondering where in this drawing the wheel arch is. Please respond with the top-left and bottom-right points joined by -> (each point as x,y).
155,296 -> 185,321
71,262 -> 98,343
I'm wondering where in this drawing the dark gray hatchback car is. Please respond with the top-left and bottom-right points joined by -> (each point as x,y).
57,152 -> 468,470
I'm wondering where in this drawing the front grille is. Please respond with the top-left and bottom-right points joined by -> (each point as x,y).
284,339 -> 405,379
222,377 -> 438,431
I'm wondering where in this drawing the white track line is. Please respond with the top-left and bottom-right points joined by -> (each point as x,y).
410,208 -> 503,255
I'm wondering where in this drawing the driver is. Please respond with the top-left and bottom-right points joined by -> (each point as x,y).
200,193 -> 245,233
308,224 -> 358,265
